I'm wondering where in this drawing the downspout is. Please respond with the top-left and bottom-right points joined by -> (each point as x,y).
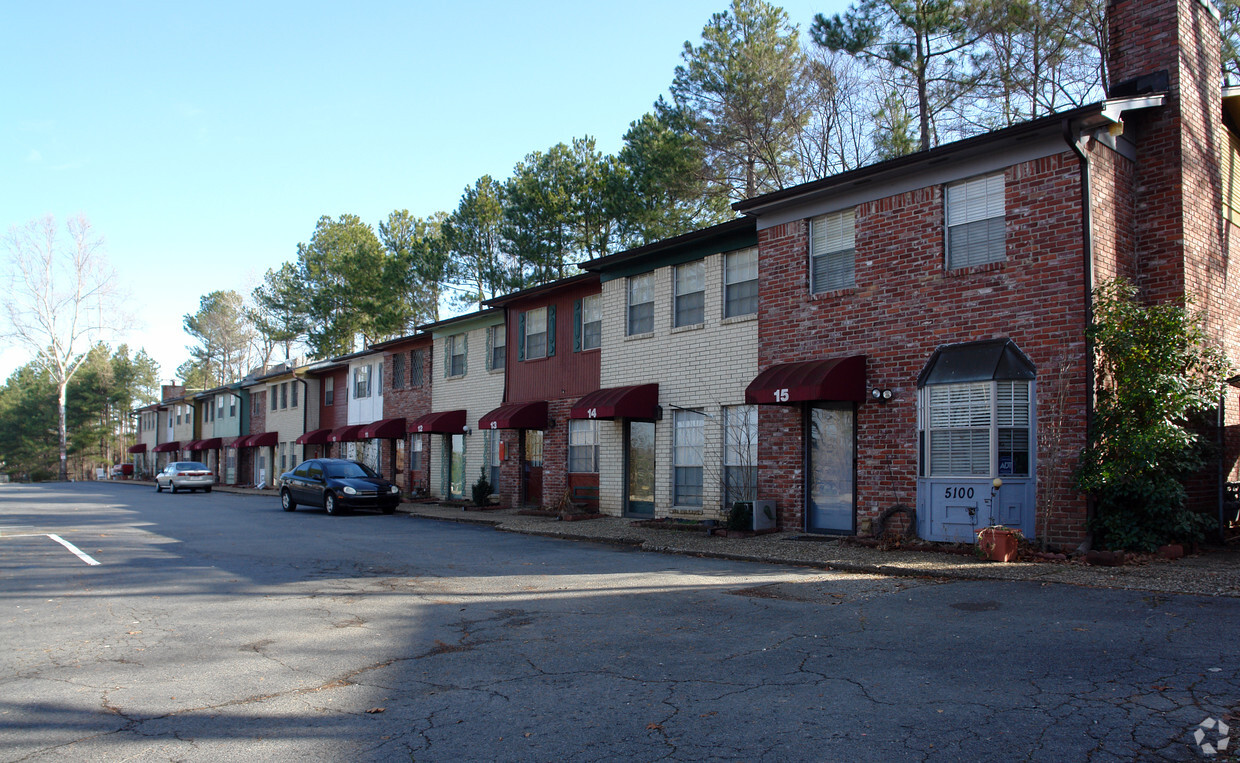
1063,117 -> 1096,551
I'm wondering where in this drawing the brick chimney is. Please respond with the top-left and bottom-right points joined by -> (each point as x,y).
1107,0 -> 1224,308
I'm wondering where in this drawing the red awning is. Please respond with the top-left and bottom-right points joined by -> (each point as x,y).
127,443 -> 148,454
152,441 -> 181,453
569,384 -> 658,420
295,428 -> 332,445
359,418 -> 407,439
248,431 -> 279,447
408,409 -> 467,434
197,437 -> 223,450
327,425 -> 365,443
228,435 -> 250,448
478,401 -> 548,430
184,439 -> 202,451
745,355 -> 867,405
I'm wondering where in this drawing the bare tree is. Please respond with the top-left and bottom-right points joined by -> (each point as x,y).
1,215 -> 121,481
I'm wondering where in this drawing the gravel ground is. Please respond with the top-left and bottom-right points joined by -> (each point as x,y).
127,482 -> 1240,598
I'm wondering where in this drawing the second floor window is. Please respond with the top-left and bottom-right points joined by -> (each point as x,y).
724,248 -> 758,317
291,382 -> 298,407
354,365 -> 371,399
523,307 -> 547,360
674,261 -> 705,327
324,377 -> 334,406
946,173 -> 1006,269
489,324 -> 506,369
810,208 -> 856,294
229,397 -> 236,417
447,334 -> 466,377
270,388 -> 277,411
392,353 -> 405,390
579,293 -> 601,350
281,382 -> 289,409
411,349 -> 424,386
628,273 -> 654,335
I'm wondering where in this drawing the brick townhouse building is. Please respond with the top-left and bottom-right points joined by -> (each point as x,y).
370,332 -> 434,494
580,219 -> 760,519
412,309 -> 505,502
297,359 -> 348,461
729,0 -> 1238,547
482,273 -> 603,510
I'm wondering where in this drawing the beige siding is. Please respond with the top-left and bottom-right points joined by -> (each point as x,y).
429,318 -> 505,499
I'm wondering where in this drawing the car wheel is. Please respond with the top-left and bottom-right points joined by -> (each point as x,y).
382,504 -> 396,515
281,488 -> 297,512
204,487 -> 212,493
171,484 -> 178,494
325,493 -> 342,516
155,482 -> 163,493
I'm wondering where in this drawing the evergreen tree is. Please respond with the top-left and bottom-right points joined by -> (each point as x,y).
671,0 -> 810,201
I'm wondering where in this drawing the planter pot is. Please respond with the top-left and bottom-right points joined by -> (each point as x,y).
976,527 -> 1020,562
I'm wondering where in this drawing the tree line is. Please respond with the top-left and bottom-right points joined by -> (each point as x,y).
183,0 -> 1139,383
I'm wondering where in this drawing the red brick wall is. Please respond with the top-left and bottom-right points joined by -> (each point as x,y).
381,340 -> 434,494
756,154 -> 1092,547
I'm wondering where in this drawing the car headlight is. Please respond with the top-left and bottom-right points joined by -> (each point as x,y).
343,486 -> 357,495
389,485 -> 400,494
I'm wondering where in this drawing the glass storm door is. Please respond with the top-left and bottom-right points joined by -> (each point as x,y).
625,420 -> 656,517
806,404 -> 855,534
522,429 -> 544,506
448,434 -> 465,500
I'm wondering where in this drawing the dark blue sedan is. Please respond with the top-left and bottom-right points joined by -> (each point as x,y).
279,458 -> 401,515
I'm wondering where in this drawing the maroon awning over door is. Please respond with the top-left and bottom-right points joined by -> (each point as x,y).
326,425 -> 366,443
569,384 -> 658,420
358,418 -> 407,439
295,428 -> 332,445
744,355 -> 867,405
408,410 -> 467,434
152,441 -> 181,453
248,431 -> 279,447
478,401 -> 548,430
127,443 -> 148,454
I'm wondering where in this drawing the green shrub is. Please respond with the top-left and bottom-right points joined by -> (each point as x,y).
727,501 -> 753,531
1076,279 -> 1231,551
470,466 -> 492,506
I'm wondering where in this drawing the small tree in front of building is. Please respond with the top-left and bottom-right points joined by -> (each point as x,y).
1077,279 -> 1231,552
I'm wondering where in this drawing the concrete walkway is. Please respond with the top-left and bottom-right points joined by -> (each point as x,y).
125,479 -> 1240,598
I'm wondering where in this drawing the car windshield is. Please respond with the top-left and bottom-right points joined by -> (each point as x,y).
177,462 -> 208,470
325,462 -> 376,479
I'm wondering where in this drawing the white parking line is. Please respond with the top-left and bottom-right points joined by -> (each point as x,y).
45,534 -> 101,566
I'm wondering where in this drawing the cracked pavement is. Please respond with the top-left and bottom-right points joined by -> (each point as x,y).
1,482 -> 1237,761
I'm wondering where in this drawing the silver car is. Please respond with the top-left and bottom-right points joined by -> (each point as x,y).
155,461 -> 215,494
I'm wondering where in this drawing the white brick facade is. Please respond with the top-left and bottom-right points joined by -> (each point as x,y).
598,249 -> 758,519
428,313 -> 505,500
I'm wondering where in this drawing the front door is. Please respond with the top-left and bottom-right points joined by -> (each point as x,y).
448,434 -> 465,500
522,430 -> 544,506
806,404 -> 855,534
624,420 -> 656,517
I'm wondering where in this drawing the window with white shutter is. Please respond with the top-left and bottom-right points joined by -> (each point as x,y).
946,173 -> 1005,269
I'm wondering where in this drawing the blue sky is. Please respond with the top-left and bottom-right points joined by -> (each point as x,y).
2,0 -> 846,383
